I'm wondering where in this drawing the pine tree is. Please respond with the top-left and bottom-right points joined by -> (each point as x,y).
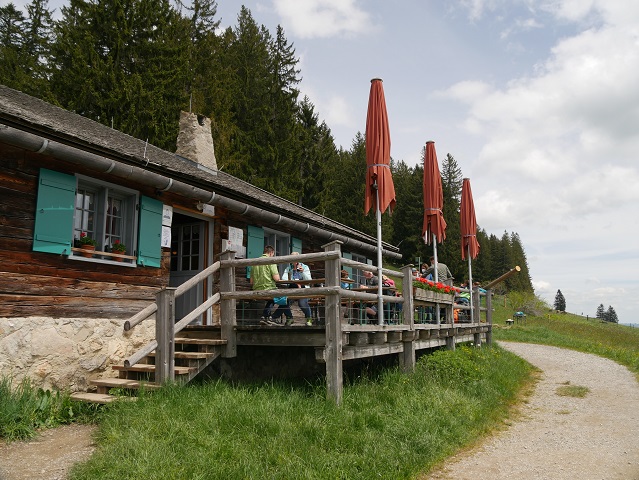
509,233 -> 533,292
51,0 -> 191,150
596,304 -> 605,319
439,153 -> 463,279
604,306 -> 618,323
0,0 -> 55,99
390,160 -> 424,262
554,289 -> 566,312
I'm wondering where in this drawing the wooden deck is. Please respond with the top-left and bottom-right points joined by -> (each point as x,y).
72,245 -> 509,405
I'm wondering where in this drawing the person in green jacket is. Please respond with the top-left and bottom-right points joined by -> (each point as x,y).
250,245 -> 291,325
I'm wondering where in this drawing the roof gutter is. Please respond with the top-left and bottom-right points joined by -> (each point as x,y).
0,124 -> 402,260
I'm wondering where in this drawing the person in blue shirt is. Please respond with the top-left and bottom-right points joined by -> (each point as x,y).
279,252 -> 313,326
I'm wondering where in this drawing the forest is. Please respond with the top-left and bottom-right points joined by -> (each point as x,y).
0,0 -> 533,292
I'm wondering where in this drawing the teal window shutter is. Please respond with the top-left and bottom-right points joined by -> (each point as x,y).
137,196 -> 163,268
246,225 -> 264,278
342,251 -> 353,278
33,169 -> 76,255
291,236 -> 302,254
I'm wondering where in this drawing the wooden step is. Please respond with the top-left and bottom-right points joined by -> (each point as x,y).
175,338 -> 227,346
112,364 -> 196,375
148,351 -> 214,360
70,392 -> 136,404
91,377 -> 161,391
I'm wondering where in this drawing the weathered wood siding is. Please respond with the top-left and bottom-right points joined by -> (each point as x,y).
0,144 -> 168,318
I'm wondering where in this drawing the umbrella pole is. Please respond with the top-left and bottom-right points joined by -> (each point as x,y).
376,185 -> 384,326
468,244 -> 474,323
433,233 -> 440,325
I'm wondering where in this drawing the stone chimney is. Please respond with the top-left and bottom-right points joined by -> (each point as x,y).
175,111 -> 217,171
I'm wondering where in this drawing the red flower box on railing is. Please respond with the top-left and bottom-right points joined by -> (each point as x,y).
412,278 -> 458,303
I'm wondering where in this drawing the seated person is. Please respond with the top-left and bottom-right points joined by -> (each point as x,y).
340,269 -> 351,289
280,252 -> 313,326
456,281 -> 471,305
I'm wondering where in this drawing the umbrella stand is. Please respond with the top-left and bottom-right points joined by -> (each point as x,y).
375,182 -> 384,325
467,243 -> 474,323
432,232 -> 441,324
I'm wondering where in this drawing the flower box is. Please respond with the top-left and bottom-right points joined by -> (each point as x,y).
413,288 -> 454,304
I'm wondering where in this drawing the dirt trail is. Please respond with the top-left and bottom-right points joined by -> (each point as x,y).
426,342 -> 639,480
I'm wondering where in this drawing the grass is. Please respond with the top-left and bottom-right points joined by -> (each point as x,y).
0,377 -> 99,441
68,345 -> 531,479
556,384 -> 590,398
490,295 -> 639,378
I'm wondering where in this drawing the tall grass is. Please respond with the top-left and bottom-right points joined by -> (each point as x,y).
69,345 -> 531,479
491,294 -> 639,376
0,377 -> 98,441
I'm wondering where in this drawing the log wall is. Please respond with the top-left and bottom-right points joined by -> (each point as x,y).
0,144 -> 170,318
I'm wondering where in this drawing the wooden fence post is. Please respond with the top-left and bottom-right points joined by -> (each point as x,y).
400,265 -> 415,372
485,289 -> 493,345
156,287 -> 176,384
220,250 -> 237,358
323,241 -> 343,405
473,286 -> 482,346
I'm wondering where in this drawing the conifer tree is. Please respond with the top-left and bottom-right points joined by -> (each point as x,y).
596,304 -> 605,319
439,153 -> 463,278
604,306 -> 618,323
554,289 -> 566,312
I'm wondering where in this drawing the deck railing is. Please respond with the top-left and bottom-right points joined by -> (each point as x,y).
122,240 -> 501,403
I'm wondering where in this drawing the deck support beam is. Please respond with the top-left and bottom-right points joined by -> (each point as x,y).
323,241 -> 343,404
156,287 -> 176,383
399,264 -> 415,373
220,250 -> 237,358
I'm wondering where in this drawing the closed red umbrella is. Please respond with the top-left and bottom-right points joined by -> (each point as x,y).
364,78 -> 396,216
422,141 -> 447,246
461,177 -> 480,323
364,78 -> 395,325
460,178 -> 480,260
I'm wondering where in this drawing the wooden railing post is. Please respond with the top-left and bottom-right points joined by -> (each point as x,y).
220,250 -> 237,358
485,289 -> 493,345
400,265 -> 415,372
323,240 -> 343,405
155,287 -> 176,384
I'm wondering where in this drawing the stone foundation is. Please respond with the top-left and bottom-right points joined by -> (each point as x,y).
0,317 -> 156,392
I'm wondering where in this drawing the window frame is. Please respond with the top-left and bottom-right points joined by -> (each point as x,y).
72,174 -> 139,265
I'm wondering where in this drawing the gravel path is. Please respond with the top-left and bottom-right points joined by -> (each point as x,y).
427,342 -> 639,480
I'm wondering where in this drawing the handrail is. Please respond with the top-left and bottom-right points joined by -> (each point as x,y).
174,292 -> 220,333
340,258 -> 402,277
220,250 -> 340,268
124,261 -> 221,331
175,261 -> 220,296
484,266 -> 521,289
124,303 -> 157,331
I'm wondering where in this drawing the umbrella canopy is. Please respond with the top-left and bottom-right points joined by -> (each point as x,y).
422,141 -> 447,245
364,78 -> 396,215
460,178 -> 480,260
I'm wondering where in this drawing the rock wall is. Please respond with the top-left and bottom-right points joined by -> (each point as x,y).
0,317 -> 156,392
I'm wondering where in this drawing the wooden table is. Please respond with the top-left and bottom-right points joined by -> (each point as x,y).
275,278 -> 325,287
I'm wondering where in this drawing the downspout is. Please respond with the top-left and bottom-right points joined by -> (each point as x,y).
0,124 -> 402,260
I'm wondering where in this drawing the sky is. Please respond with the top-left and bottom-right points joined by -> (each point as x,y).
11,0 -> 639,325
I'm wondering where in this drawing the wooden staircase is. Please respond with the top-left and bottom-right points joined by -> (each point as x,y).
71,334 -> 227,404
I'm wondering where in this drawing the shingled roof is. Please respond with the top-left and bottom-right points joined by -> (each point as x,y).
0,85 -> 399,255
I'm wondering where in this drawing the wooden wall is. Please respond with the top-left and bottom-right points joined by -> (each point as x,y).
1,141 -> 365,321
0,144 -> 169,319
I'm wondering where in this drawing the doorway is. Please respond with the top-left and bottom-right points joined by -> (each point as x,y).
169,211 -> 212,324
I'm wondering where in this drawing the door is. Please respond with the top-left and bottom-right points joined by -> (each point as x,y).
169,214 -> 206,323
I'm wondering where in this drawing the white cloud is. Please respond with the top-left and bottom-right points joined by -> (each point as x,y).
273,0 -> 372,39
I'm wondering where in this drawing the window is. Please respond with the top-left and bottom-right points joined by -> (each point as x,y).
264,228 -> 291,276
33,169 -> 162,268
351,253 -> 369,286
73,175 -> 138,263
245,225 -> 301,278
